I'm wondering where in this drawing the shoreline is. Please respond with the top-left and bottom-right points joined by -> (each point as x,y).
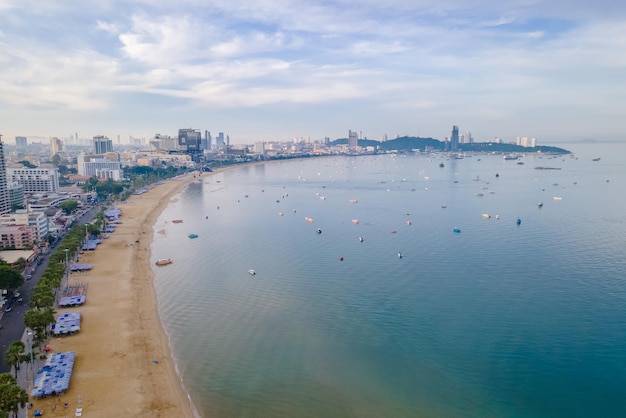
31,171 -> 203,417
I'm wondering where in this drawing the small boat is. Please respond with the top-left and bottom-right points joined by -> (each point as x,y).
317,228 -> 322,234
516,218 -> 522,225
592,157 -> 601,161
188,234 -> 198,239
390,230 -> 397,234
172,219 -> 183,223
482,213 -> 491,219
406,220 -> 412,226
358,236 -> 364,242
352,219 -> 359,224
155,258 -> 172,266
305,217 -> 314,223
349,199 -> 358,204
441,204 -> 447,208
495,173 -> 499,178
495,215 -> 500,220
538,202 -> 543,207
553,196 -> 563,201
248,269 -> 256,275
278,212 -> 284,216
397,252 -> 403,258
453,227 -> 461,234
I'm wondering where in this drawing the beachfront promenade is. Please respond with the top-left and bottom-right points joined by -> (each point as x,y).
18,174 -> 198,417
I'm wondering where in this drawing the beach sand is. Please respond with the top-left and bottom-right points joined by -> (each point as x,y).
30,172 -> 202,417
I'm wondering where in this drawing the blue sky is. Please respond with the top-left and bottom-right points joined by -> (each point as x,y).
1,0 -> 625,144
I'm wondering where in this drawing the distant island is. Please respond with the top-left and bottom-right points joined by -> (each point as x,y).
330,135 -> 571,154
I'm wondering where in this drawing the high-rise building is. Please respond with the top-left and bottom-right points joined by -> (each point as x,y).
15,136 -> 27,150
216,132 -> 225,150
50,137 -> 63,156
94,135 -> 113,154
450,126 -> 459,152
348,130 -> 358,150
0,137 -> 11,215
178,129 -> 202,152
7,167 -> 60,193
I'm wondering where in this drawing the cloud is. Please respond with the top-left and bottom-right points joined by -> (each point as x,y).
1,0 -> 626,141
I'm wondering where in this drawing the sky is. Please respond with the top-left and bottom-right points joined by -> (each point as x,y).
1,0 -> 625,145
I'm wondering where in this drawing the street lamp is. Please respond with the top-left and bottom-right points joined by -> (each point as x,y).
64,248 -> 69,280
27,331 -> 34,385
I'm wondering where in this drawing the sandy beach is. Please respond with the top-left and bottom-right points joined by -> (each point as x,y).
30,172 -> 202,417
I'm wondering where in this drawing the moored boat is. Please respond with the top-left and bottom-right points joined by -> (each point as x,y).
188,234 -> 198,239
155,258 -> 172,266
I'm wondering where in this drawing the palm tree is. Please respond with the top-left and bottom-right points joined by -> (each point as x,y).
3,343 -> 25,379
0,373 -> 29,418
14,258 -> 27,272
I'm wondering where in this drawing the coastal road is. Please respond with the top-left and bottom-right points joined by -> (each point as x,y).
0,204 -> 101,373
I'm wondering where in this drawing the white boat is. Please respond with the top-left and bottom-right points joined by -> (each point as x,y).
248,269 -> 256,275
482,213 -> 491,219
553,196 -> 563,201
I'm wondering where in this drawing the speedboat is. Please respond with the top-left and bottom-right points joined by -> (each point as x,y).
248,269 -> 256,275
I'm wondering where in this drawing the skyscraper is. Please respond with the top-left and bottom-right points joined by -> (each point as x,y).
178,129 -> 202,152
450,125 -> 459,152
15,136 -> 27,150
50,137 -> 63,156
94,135 -> 113,154
216,132 -> 225,150
0,136 -> 12,215
348,130 -> 358,150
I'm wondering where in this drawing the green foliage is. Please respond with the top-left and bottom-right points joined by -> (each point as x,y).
51,154 -> 62,166
24,309 -> 55,346
0,267 -> 23,290
3,342 -> 25,379
60,200 -> 79,215
17,160 -> 37,169
29,287 -> 55,310
13,258 -> 27,270
0,372 -> 28,418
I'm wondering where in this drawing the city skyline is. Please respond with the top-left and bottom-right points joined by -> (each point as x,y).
1,1 -> 625,144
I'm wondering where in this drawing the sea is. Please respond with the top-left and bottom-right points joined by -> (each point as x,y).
150,142 -> 626,418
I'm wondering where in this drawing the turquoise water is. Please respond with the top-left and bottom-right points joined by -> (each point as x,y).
152,143 -> 626,417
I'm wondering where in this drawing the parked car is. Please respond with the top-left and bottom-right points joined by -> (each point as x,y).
26,274 -> 32,280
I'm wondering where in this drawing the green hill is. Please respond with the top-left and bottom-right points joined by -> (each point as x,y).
331,136 -> 570,154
